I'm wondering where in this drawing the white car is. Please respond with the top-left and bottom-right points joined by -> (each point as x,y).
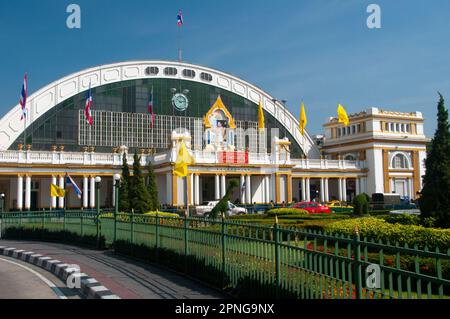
195,201 -> 248,217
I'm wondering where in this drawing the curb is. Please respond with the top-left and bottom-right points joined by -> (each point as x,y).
0,246 -> 120,299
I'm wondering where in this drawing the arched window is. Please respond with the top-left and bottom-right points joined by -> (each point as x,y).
392,153 -> 408,169
345,155 -> 356,161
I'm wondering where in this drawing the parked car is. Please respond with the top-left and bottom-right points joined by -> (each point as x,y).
326,200 -> 353,213
195,201 -> 248,217
292,201 -> 332,214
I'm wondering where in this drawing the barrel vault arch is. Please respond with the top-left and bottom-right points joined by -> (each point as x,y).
0,60 -> 320,157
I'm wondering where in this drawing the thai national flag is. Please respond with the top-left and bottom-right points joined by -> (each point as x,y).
85,84 -> 93,126
148,86 -> 155,128
177,10 -> 183,26
20,73 -> 28,121
66,175 -> 82,199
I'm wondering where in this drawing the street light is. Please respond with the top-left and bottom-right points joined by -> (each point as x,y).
0,193 -> 4,239
95,177 -> 102,214
0,193 -> 5,213
113,174 -> 121,243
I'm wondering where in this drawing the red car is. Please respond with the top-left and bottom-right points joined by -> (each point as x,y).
292,201 -> 332,214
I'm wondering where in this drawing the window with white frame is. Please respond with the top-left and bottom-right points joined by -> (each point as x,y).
392,153 -> 409,169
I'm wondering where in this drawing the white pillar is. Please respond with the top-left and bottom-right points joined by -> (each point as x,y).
189,174 -> 194,205
240,175 -> 246,204
324,178 -> 330,202
342,178 -> 348,202
221,175 -> 226,198
17,175 -> 23,211
194,174 -> 200,205
265,176 -> 270,204
305,178 -> 311,202
58,176 -> 65,209
320,178 -> 325,203
25,176 -> 31,210
90,176 -> 95,208
52,176 -> 57,209
112,176 -> 116,207
338,178 -> 343,202
215,175 -> 220,200
246,175 -> 252,204
83,176 -> 89,209
301,178 -> 306,201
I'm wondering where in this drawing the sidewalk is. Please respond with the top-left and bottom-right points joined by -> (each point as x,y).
0,240 -> 225,299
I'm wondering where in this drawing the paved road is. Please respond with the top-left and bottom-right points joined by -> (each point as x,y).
0,256 -> 81,299
0,240 -> 225,299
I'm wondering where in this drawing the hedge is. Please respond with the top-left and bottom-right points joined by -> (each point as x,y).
324,217 -> 450,250
267,208 -> 309,217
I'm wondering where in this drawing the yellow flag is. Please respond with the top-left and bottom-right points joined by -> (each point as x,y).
258,100 -> 265,130
299,102 -> 307,136
173,141 -> 194,178
51,184 -> 66,198
337,104 -> 350,127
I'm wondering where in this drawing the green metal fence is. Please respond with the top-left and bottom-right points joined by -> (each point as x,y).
1,211 -> 449,299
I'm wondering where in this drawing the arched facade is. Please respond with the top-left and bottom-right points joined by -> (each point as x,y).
0,61 -> 320,158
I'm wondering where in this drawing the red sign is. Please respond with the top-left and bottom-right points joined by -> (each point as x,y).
218,152 -> 249,164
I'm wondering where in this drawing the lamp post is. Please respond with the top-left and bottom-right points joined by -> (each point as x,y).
113,174 -> 121,244
0,193 -> 5,213
0,193 -> 5,239
95,176 -> 102,248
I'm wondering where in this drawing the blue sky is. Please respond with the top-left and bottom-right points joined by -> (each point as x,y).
0,0 -> 449,136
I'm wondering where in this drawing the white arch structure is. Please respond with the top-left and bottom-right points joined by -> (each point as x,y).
0,60 -> 320,157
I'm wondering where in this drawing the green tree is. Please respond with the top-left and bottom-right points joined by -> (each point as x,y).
419,94 -> 450,227
130,152 -> 151,214
147,161 -> 160,211
119,153 -> 131,212
210,179 -> 239,219
352,193 -> 370,216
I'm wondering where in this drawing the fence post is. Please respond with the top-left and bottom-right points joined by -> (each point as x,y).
274,216 -> 281,299
130,210 -> 134,245
155,213 -> 159,262
63,210 -> 66,242
221,213 -> 227,289
184,212 -> 189,274
354,225 -> 363,299
80,211 -> 84,238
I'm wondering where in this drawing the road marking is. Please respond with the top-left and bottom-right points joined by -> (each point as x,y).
0,257 -> 68,299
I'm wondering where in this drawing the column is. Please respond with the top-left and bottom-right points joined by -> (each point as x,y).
287,175 -> 293,204
166,173 -> 172,205
17,175 -> 23,211
52,176 -> 57,209
338,178 -> 343,202
324,178 -> 330,202
246,175 -> 252,204
265,176 -> 270,204
59,176 -> 65,209
240,175 -> 246,204
355,178 -> 360,196
194,174 -> 200,206
25,176 -> 31,210
305,178 -> 311,202
342,178 -> 348,202
320,178 -> 325,203
83,176 -> 89,209
301,178 -> 306,201
215,175 -> 220,200
90,176 -> 95,208
221,175 -> 226,198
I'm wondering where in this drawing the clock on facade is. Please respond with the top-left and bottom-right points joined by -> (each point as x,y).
172,93 -> 189,112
